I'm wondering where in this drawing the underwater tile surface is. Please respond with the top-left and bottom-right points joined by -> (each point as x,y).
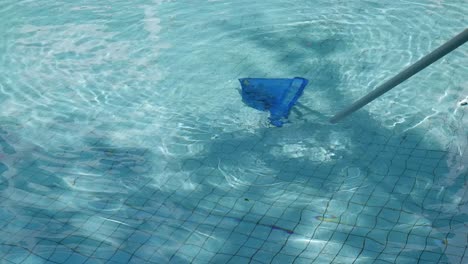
0,0 -> 467,263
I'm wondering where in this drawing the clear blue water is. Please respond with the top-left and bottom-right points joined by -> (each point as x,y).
1,0 -> 467,263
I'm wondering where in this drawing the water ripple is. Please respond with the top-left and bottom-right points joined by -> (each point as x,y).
1,0 -> 467,263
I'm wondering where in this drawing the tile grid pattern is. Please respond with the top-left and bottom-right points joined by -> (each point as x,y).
1,1 -> 467,262
3,120 -> 467,263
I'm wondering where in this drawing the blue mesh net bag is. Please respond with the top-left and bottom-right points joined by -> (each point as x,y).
239,77 -> 309,127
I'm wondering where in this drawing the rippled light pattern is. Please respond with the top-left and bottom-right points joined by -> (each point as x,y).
0,0 -> 467,263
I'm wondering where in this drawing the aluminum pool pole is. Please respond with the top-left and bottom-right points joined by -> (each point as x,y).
330,28 -> 468,124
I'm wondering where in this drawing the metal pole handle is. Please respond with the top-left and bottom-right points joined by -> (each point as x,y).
330,28 -> 468,124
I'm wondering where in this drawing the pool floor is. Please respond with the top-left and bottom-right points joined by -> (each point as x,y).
0,0 -> 467,263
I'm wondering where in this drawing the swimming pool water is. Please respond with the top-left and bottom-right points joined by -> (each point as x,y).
0,0 -> 467,263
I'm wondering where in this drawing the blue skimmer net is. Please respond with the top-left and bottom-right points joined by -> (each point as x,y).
239,77 -> 308,127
